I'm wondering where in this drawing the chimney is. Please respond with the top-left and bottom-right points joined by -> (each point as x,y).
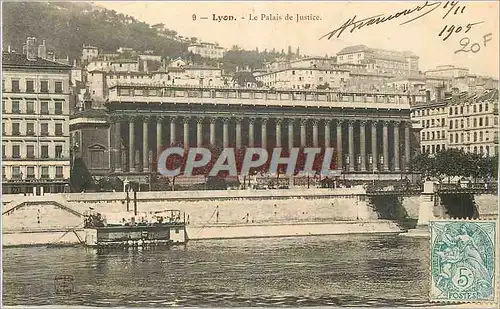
22,43 -> 27,55
73,59 -> 77,67
7,45 -> 11,53
26,37 -> 37,61
37,39 -> 47,59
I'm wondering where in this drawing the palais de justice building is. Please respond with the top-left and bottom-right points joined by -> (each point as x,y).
94,83 -> 422,180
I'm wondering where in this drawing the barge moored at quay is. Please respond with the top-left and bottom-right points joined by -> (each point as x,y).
83,209 -> 187,248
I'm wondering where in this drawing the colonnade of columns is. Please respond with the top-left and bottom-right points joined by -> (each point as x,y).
110,115 -> 412,174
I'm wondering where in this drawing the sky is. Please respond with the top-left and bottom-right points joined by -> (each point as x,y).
95,1 -> 499,78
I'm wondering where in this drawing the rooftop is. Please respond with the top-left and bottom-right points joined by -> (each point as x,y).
2,52 -> 72,70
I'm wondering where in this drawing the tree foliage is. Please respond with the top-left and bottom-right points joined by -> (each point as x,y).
410,149 -> 498,181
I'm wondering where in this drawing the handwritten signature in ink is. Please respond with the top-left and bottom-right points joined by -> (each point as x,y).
319,1 -> 468,40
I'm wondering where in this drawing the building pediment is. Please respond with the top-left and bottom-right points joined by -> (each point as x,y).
88,143 -> 106,151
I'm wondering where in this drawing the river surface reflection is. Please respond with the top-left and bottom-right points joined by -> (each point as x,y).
2,235 -> 438,307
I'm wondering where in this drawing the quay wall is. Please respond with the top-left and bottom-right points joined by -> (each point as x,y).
2,221 -> 401,247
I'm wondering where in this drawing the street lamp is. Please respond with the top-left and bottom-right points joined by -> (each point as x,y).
379,155 -> 384,182
368,154 -> 374,185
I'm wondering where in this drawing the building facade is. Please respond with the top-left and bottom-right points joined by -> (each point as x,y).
255,68 -> 350,89
336,45 -> 419,75
411,89 -> 499,156
188,42 -> 226,59
103,84 -> 422,180
2,51 -> 72,194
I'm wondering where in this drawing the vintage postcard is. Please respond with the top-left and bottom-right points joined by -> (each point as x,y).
1,0 -> 499,308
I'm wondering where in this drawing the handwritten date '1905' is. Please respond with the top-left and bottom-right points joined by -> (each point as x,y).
438,22 -> 483,41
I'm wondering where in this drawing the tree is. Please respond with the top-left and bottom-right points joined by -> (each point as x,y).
70,158 -> 95,192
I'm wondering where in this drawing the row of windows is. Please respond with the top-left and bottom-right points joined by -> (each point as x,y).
421,118 -> 446,128
2,166 -> 64,179
2,100 -> 64,115
2,122 -> 65,137
2,79 -> 64,94
414,102 -> 495,117
422,130 -> 446,141
449,131 -> 498,144
2,144 -> 65,159
422,144 -> 498,155
449,117 -> 497,129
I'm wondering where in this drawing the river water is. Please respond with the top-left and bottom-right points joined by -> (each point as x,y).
2,235 -> 440,307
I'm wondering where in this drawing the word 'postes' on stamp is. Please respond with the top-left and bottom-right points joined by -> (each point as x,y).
430,220 -> 497,303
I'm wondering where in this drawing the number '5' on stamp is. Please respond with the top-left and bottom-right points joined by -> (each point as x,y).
430,220 -> 497,303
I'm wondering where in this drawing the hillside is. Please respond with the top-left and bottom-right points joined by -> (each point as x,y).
2,2 -> 188,60
2,2 -> 299,73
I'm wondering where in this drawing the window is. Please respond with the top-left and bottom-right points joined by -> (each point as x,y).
461,119 -> 464,128
426,120 -> 430,128
55,166 -> 63,178
461,133 -> 464,142
455,119 -> 458,128
437,131 -> 441,139
467,132 -> 470,141
480,131 -> 483,141
432,132 -> 435,139
485,117 -> 489,126
40,80 -> 49,93
26,166 -> 35,178
41,101 -> 49,114
431,119 -> 435,126
485,131 -> 489,140
461,106 -> 464,114
479,118 -> 483,126
485,103 -> 489,111
455,107 -> 458,115
40,123 -> 49,136
467,118 -> 470,128
442,118 -> 445,126
12,166 -> 21,179
27,145 -> 35,158
11,80 -> 20,92
473,118 -> 477,128
26,123 -> 35,136
2,144 -> 5,158
41,166 -> 49,178
26,101 -> 34,114
449,120 -> 453,129
426,132 -> 430,140
55,124 -> 63,136
449,107 -> 453,115
455,133 -> 459,143
12,145 -> 20,158
12,123 -> 20,136
55,102 -> 62,115
450,134 -> 453,143
12,100 -> 20,113
54,81 -> 63,94
474,132 -> 477,142
26,80 -> 34,93
55,145 -> 63,158
479,104 -> 483,112
473,105 -> 477,113
422,132 -> 425,140
41,145 -> 49,158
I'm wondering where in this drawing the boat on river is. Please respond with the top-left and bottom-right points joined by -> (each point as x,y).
83,209 -> 187,248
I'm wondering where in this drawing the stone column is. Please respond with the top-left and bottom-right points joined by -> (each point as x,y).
393,121 -> 401,171
111,115 -> 122,172
359,120 -> 366,171
336,119 -> 343,170
275,118 -> 282,148
348,120 -> 354,172
312,119 -> 319,147
288,118 -> 294,151
371,121 -> 378,172
404,121 -> 411,171
197,117 -> 203,147
248,118 -> 255,147
382,120 -> 389,171
235,118 -> 242,149
324,119 -> 331,149
210,118 -> 216,146
300,119 -> 307,147
223,118 -> 229,148
261,118 -> 268,149
142,116 -> 149,172
129,116 -> 136,172
170,117 -> 176,145
156,116 -> 163,158
183,117 -> 190,149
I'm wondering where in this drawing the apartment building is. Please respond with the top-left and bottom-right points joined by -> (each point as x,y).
2,48 -> 72,194
411,89 -> 499,156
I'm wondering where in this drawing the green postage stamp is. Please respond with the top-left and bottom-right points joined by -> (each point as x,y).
430,220 -> 497,302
